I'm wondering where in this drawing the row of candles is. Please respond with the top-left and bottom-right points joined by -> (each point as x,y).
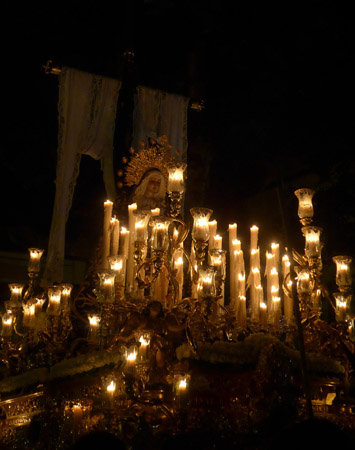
1,280 -> 73,337
94,187 -> 353,330
1,169 -> 353,339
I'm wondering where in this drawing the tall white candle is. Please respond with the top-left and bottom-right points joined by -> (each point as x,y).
174,249 -> 184,302
120,227 -> 130,260
103,200 -> 113,269
271,243 -> 280,270
111,217 -> 120,256
250,225 -> 259,250
208,220 -> 217,252
213,234 -> 222,250
282,254 -> 294,322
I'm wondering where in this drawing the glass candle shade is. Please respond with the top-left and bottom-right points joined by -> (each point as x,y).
294,188 -> 315,220
173,373 -> 191,409
9,283 -> 24,305
297,270 -> 314,296
60,283 -> 73,309
108,255 -> 125,284
97,271 -> 116,302
124,345 -> 138,371
28,248 -> 44,273
135,330 -> 152,362
302,226 -> 322,258
1,312 -> 13,337
209,249 -> 227,279
22,302 -> 36,327
34,297 -> 45,316
167,162 -> 187,193
133,210 -> 150,243
47,286 -> 62,315
88,314 -> 100,341
190,208 -> 213,242
150,216 -> 172,252
332,256 -> 352,288
334,292 -> 352,322
197,266 -> 217,300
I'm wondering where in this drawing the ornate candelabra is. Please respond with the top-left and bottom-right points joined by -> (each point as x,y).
1,144 -> 355,449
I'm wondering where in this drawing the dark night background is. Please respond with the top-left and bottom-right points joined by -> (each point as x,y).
2,0 -> 355,292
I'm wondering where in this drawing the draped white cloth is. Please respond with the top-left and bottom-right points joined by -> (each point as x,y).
131,86 -> 189,160
42,67 -> 121,285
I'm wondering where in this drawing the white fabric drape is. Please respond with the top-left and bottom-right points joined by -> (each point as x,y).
131,86 -> 189,160
42,67 -> 121,285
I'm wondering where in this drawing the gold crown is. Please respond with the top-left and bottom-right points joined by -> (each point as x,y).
124,136 -> 176,187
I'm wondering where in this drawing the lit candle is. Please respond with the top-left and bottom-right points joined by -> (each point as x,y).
250,267 -> 261,321
34,297 -> 45,316
97,271 -> 116,302
88,314 -> 100,341
250,248 -> 260,269
22,302 -> 36,327
282,255 -> 294,322
333,256 -> 352,287
111,217 -> 120,256
60,283 -> 73,309
151,208 -> 160,217
238,292 -> 247,329
174,373 -> 190,409
151,216 -> 171,252
250,225 -> 259,251
213,234 -> 222,250
208,220 -> 217,249
125,347 -> 138,370
103,200 -> 113,269
294,188 -> 315,221
174,250 -> 184,302
120,227 -> 130,260
260,302 -> 267,329
28,248 -> 44,273
191,208 -> 213,242
334,292 -> 351,322
302,226 -> 322,258
134,214 -> 149,243
47,286 -> 62,315
167,162 -> 187,193
271,243 -> 279,270
9,283 -> 24,306
272,296 -> 281,326
1,313 -> 13,337
136,331 -> 151,362
197,267 -> 216,300
229,223 -> 237,246
106,379 -> 116,406
108,255 -> 125,287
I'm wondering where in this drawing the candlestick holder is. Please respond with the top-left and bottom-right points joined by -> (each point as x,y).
23,248 -> 45,301
168,191 -> 183,218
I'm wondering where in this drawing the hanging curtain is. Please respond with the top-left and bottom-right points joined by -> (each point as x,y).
131,86 -> 189,160
42,66 -> 121,285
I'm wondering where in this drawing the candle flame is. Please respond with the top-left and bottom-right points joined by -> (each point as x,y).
107,380 -> 116,393
89,315 -> 99,326
260,302 -> 267,310
178,378 -> 187,389
139,335 -> 150,346
126,349 -> 137,362
2,316 -> 13,325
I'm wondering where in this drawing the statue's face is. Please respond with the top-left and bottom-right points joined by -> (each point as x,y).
144,175 -> 162,198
